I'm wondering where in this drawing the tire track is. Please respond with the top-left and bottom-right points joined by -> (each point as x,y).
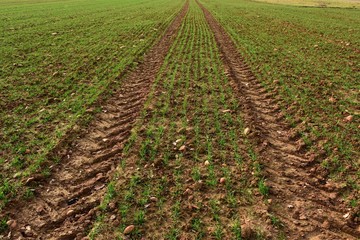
196,1 -> 359,239
3,2 -> 189,239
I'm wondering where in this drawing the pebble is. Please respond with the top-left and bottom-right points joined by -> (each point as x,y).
243,127 -> 251,135
108,202 -> 116,210
204,160 -> 210,166
219,177 -> 226,184
67,209 -> 74,215
110,215 -> 116,221
179,145 -> 186,151
123,225 -> 135,234
343,115 -> 353,122
150,197 -> 158,202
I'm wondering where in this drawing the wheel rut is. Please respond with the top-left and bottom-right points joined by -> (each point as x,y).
197,1 -> 359,239
3,1 -> 189,239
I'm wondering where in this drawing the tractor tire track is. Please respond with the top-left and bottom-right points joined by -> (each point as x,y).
197,1 -> 360,239
4,1 -> 189,239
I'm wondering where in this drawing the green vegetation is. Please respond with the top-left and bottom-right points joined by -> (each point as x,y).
254,0 -> 360,8
89,0 -> 268,238
0,0 -> 183,209
201,0 -> 359,205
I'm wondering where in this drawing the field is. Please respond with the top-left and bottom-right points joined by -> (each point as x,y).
254,0 -> 360,8
0,0 -> 359,239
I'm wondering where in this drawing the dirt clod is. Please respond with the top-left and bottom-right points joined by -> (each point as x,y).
322,220 -> 330,229
241,223 -> 253,239
6,220 -> 17,229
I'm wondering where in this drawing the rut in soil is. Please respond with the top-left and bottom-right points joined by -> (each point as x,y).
197,0 -> 359,239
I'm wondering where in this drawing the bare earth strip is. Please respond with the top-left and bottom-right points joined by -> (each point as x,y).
3,1 -> 189,239
196,0 -> 360,239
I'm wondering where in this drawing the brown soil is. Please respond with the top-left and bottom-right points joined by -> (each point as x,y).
197,1 -> 359,239
2,2 -> 189,239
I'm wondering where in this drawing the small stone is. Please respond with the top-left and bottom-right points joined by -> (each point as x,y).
24,225 -> 33,237
204,160 -> 210,166
150,197 -> 158,202
25,149 -> 31,154
179,145 -> 186,151
123,225 -> 135,234
173,139 -> 182,146
343,115 -> 353,122
110,215 -> 116,221
243,127 -> 250,135
287,204 -> 294,209
219,177 -> 226,184
67,209 -> 74,215
267,199 -> 272,204
343,212 -> 350,219
108,202 -> 116,210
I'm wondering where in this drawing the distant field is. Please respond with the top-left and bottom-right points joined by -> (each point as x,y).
253,0 -> 360,8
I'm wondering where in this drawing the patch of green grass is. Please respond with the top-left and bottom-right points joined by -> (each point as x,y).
258,178 -> 270,197
0,0 -> 184,209
202,0 -> 359,208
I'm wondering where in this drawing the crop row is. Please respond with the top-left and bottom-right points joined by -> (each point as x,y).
89,0 -> 273,239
